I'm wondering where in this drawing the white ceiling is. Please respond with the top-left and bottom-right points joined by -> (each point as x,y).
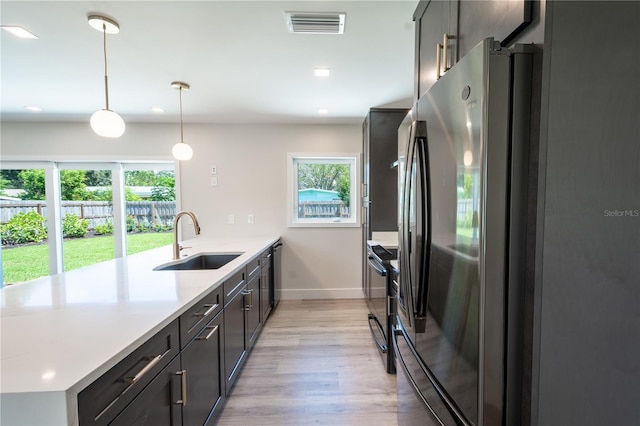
1,0 -> 416,125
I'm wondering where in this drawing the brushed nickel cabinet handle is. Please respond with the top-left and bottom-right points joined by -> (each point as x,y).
442,33 -> 454,74
242,289 -> 254,309
194,303 -> 218,318
175,370 -> 187,406
196,325 -> 219,341
442,33 -> 449,73
436,43 -> 443,80
123,354 -> 163,384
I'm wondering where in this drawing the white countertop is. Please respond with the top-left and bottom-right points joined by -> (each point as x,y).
369,231 -> 398,249
0,236 -> 279,426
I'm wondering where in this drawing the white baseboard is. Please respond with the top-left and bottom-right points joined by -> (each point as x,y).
281,288 -> 365,300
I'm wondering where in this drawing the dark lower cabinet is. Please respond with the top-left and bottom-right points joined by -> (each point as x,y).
78,320 -> 180,426
260,249 -> 272,322
110,355 -> 183,426
245,272 -> 261,349
181,311 -> 225,426
224,284 -> 247,394
79,249 -> 275,426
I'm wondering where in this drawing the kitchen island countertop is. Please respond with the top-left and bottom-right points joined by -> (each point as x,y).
0,235 -> 279,426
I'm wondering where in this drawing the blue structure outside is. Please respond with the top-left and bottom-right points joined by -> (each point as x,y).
298,188 -> 340,202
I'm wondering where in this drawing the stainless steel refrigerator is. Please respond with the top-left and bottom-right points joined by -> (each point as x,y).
394,38 -> 536,425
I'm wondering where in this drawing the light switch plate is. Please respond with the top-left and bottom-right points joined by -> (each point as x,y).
228,214 -> 235,224
211,176 -> 218,186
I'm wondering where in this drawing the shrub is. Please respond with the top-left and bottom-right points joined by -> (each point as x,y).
136,221 -> 151,233
94,222 -> 114,235
126,215 -> 136,232
152,222 -> 173,232
0,211 -> 47,245
62,214 -> 89,238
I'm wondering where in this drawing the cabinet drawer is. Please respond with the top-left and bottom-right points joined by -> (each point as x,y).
78,319 -> 179,426
223,269 -> 246,307
246,256 -> 261,279
180,285 -> 223,348
261,248 -> 272,266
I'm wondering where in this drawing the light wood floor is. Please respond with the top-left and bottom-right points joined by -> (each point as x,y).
215,299 -> 398,425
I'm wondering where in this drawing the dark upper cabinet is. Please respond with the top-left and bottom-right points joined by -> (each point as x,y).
363,108 -> 409,236
414,0 -> 532,99
414,0 -> 458,98
457,0 -> 532,57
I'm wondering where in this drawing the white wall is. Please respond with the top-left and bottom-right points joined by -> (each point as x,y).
1,121 -> 364,299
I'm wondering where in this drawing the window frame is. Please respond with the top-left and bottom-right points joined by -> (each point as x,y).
0,160 -> 178,287
286,153 -> 360,228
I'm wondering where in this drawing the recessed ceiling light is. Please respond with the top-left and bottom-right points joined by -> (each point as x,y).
151,107 -> 165,113
1,26 -> 38,39
318,108 -> 329,114
24,106 -> 42,112
314,68 -> 330,77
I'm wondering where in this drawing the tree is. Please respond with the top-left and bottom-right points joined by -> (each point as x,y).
150,174 -> 175,201
84,170 -> 111,186
125,170 -> 157,186
18,169 -> 46,200
0,170 -> 22,188
297,163 -> 349,191
19,169 -> 91,200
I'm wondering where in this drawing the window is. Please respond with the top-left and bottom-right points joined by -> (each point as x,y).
0,161 -> 176,287
287,154 -> 359,227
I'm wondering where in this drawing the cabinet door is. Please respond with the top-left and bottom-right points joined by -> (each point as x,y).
260,257 -> 272,322
415,0 -> 457,98
181,311 -> 225,426
110,356 -> 182,426
457,0 -> 532,59
245,272 -> 261,349
224,288 -> 247,394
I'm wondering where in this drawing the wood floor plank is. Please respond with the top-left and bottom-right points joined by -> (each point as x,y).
215,299 -> 398,425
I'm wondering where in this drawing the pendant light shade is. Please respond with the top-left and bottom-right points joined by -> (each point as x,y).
172,141 -> 193,161
91,109 -> 125,138
171,81 -> 193,161
88,15 -> 125,138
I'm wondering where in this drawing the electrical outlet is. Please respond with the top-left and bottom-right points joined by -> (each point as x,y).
211,165 -> 217,174
248,214 -> 254,224
228,214 -> 235,224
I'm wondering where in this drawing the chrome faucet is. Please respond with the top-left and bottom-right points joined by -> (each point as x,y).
173,210 -> 201,259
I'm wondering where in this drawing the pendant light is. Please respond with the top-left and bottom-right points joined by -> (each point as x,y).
88,15 -> 125,138
171,81 -> 193,161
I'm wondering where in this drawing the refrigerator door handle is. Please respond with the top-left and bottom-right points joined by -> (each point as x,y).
413,132 -> 431,324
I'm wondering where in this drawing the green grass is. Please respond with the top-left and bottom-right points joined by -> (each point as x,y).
2,233 -> 173,285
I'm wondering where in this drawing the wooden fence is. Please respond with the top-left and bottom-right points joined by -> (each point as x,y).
299,201 -> 350,218
0,200 -> 176,230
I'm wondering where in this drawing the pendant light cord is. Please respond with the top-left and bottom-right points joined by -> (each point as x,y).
179,87 -> 184,143
102,23 -> 110,110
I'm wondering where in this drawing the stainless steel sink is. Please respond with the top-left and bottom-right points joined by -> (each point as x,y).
153,253 -> 243,271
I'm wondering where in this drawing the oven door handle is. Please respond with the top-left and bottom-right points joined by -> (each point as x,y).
368,314 -> 388,353
367,257 -> 387,276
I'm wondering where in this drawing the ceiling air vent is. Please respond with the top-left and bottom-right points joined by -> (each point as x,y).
285,12 -> 346,34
